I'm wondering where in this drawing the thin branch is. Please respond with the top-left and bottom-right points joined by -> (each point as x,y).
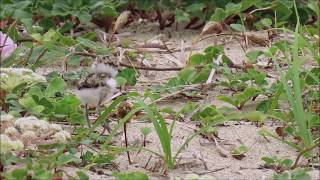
33,48 -> 48,65
63,52 -> 184,71
249,6 -> 275,14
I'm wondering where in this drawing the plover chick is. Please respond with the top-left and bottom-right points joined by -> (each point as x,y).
74,59 -> 117,130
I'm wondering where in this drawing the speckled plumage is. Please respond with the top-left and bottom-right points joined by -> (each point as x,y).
73,57 -> 118,129
75,60 -> 117,106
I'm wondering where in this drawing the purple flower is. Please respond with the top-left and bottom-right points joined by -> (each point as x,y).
0,32 -> 17,58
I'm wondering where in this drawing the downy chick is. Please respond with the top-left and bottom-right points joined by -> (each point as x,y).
74,58 -> 117,131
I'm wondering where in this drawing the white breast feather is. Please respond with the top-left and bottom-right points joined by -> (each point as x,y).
74,87 -> 103,105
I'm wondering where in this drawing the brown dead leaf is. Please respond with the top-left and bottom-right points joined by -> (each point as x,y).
232,154 -> 246,160
200,21 -> 223,37
244,13 -> 254,23
247,34 -> 270,46
113,11 -> 131,33
275,126 -> 287,139
0,89 -> 8,112
117,101 -> 133,119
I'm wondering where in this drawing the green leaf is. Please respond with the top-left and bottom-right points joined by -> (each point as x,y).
305,68 -> 320,85
28,86 -> 44,99
308,1 -> 320,17
199,106 -> 218,118
19,96 -> 45,113
42,29 -> 59,43
38,97 -> 54,109
291,168 -> 311,180
225,2 -> 242,15
113,171 -> 149,180
281,159 -> 293,167
246,50 -> 264,63
116,76 -> 127,86
45,77 -> 66,97
256,99 -> 272,112
101,5 -> 117,17
38,18 -> 55,30
54,95 -> 81,115
77,171 -> 89,180
261,156 -> 276,165
77,37 -> 111,54
117,68 -> 137,86
254,18 -> 272,30
69,113 -> 85,125
33,169 -> 52,180
274,0 -> 293,20
232,144 -> 249,155
78,10 -> 91,23
82,151 -> 94,162
273,172 -> 290,180
192,66 -> 211,83
5,26 -> 19,42
241,0 -> 257,11
230,24 -> 246,32
190,54 -> 206,65
235,87 -> 259,104
140,127 -> 152,136
241,111 -> 266,123
59,22 -> 74,33
177,67 -> 196,84
57,154 -> 80,166
175,9 -> 190,23
13,9 -> 32,20
20,18 -> 33,33
31,33 -> 43,42
11,168 -> 28,180
210,8 -> 227,21
217,95 -> 238,107
68,55 -> 82,66
93,154 -> 113,164
185,3 -> 205,12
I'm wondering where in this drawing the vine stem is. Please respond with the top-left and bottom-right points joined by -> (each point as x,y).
124,122 -> 132,164
291,143 -> 320,170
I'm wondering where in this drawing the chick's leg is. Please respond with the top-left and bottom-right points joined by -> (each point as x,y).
84,104 -> 91,128
97,101 -> 111,134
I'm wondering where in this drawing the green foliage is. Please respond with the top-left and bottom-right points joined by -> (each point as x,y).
113,171 -> 149,180
140,127 -> 152,136
217,86 -> 261,110
262,156 -> 293,170
262,156 -> 311,180
246,50 -> 264,64
230,23 -> 246,32
273,168 -> 311,180
0,0 -> 118,33
116,68 -> 137,86
232,144 -> 249,156
1,0 -> 319,178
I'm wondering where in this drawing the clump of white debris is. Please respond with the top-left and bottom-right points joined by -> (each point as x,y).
0,68 -> 46,91
0,114 -> 71,154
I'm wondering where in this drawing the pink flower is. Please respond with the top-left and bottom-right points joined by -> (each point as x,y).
0,32 -> 17,58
